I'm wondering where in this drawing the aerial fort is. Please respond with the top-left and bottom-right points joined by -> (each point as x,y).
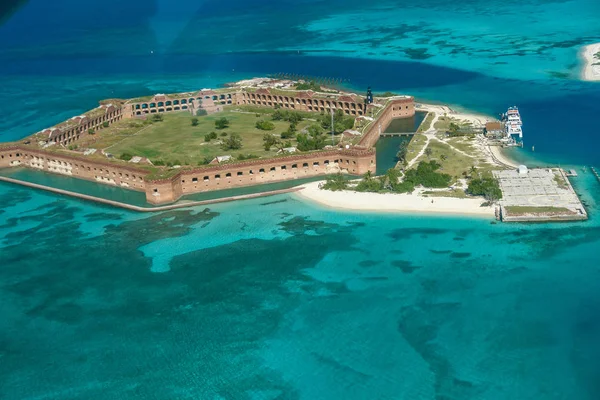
0,78 -> 415,205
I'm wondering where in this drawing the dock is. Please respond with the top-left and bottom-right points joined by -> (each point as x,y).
494,168 -> 587,222
564,169 -> 578,177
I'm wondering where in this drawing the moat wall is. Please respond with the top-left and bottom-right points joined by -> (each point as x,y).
359,98 -> 415,148
0,146 -> 375,205
0,147 -> 149,192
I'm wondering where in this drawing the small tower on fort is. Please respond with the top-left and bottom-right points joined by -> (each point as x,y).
366,87 -> 374,104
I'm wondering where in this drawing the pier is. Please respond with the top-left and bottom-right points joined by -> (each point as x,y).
592,167 -> 600,183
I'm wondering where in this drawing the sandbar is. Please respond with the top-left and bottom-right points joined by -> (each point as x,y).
581,42 -> 600,82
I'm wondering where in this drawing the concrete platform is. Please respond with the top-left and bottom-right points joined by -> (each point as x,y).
493,168 -> 587,222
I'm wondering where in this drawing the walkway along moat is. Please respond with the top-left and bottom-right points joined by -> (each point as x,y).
375,111 -> 427,174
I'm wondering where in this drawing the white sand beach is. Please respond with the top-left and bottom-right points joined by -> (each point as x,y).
487,145 -> 520,168
417,103 -> 493,127
581,42 -> 600,81
295,181 -> 495,217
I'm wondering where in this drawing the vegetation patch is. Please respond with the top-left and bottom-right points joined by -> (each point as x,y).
467,177 -> 502,202
504,206 -> 575,216
553,172 -> 569,189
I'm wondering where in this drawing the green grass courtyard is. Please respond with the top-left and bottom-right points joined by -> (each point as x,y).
96,109 -> 313,165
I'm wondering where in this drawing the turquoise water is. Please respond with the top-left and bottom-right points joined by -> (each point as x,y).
2,1 -> 600,399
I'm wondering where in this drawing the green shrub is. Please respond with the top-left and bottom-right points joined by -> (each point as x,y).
467,177 -> 502,202
221,133 -> 242,150
322,173 -> 348,191
88,129 -> 95,135
404,161 -> 452,188
263,133 -> 279,151
152,113 -> 163,122
102,121 -> 109,128
220,131 -> 228,137
255,120 -> 275,130
119,153 -> 133,161
153,160 -> 165,166
191,117 -> 199,126
215,117 -> 229,129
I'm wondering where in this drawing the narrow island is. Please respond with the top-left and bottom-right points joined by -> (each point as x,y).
581,42 -> 600,81
0,77 -> 588,222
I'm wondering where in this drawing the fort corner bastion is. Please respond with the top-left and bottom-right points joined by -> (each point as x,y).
0,84 -> 415,205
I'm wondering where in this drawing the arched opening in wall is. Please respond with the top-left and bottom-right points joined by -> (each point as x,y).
166,101 -> 172,106
158,102 -> 164,107
142,104 -> 148,109
192,177 -> 198,182
291,164 -> 297,169
173,100 -> 179,105
324,160 -> 330,165
215,174 -> 221,179
281,165 -> 286,170
158,109 -> 164,113
153,188 -> 158,193
174,107 -> 180,111
313,162 -> 320,166
303,163 -> 308,168
150,103 -> 156,108
182,106 -> 188,110
204,176 -> 209,181
226,172 -> 232,177
166,107 -> 172,111
135,104 -> 140,109
270,167 -> 276,172
237,171 -> 243,176
144,110 -> 149,114
212,96 -> 218,101
259,168 -> 265,174
181,99 -> 187,104
249,170 -> 254,175
150,109 -> 157,113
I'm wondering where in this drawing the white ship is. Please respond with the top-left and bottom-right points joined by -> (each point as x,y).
503,106 -> 523,140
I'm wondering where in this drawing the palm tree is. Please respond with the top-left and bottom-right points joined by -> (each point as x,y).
469,165 -> 477,177
440,154 -> 448,162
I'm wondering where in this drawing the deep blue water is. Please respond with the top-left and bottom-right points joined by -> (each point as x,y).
1,1 -> 600,399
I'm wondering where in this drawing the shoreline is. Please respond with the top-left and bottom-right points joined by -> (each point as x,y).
488,145 -> 520,168
295,181 -> 495,217
580,42 -> 600,82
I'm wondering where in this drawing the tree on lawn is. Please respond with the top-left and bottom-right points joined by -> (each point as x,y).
425,147 -> 433,159
221,133 -> 242,150
215,117 -> 229,129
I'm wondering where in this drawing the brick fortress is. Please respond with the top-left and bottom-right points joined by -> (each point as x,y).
0,84 -> 415,205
